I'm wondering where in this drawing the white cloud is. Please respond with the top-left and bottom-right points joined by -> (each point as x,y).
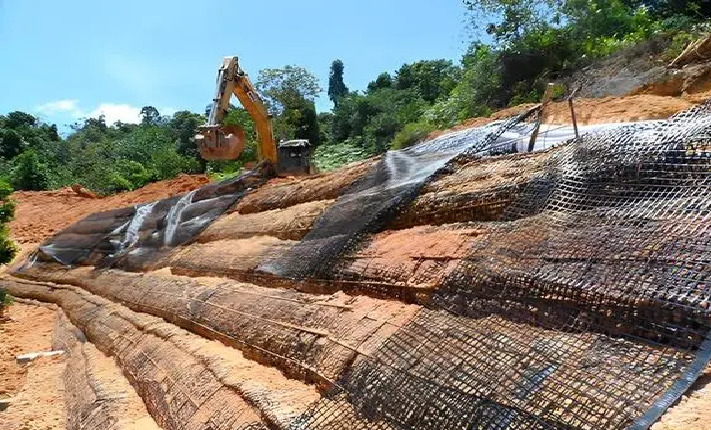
88,103 -> 142,124
35,99 -> 82,117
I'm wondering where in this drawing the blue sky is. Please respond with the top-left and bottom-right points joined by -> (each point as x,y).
0,0 -> 471,129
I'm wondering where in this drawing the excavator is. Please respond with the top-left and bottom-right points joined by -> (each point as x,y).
195,56 -> 315,175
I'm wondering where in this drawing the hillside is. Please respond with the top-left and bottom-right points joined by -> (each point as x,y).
3,3 -> 711,428
3,81 -> 711,429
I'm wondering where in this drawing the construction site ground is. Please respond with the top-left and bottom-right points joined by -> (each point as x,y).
3,88 -> 711,429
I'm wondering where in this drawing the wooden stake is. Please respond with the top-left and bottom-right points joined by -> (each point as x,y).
568,86 -> 580,141
528,83 -> 555,152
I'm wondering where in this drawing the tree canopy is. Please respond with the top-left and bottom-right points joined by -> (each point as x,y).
256,66 -> 322,115
328,59 -> 349,107
0,0 -> 706,184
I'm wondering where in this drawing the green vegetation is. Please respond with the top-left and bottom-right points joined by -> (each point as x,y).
0,286 -> 12,319
391,122 -> 436,150
328,60 -> 349,108
0,288 -> 12,306
314,142 -> 371,172
1,1 -> 708,190
0,179 -> 16,266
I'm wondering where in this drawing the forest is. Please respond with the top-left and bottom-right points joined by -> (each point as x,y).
0,0 -> 709,262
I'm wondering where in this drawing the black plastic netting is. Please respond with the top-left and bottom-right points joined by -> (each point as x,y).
27,162 -> 275,270
279,101 -> 711,430
19,99 -> 711,429
260,107 -> 541,280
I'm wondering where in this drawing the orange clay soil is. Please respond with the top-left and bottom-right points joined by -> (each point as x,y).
4,90 -> 711,430
651,369 -> 711,430
339,225 -> 489,291
8,174 -> 210,246
0,302 -> 65,430
427,92 -> 710,140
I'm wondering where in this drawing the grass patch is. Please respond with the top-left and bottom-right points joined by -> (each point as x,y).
314,142 -> 372,172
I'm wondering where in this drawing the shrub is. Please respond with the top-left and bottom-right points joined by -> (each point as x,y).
0,287 -> 13,319
0,180 -> 14,224
549,83 -> 567,100
114,160 -> 154,190
206,159 -> 244,182
0,180 -> 16,265
314,142 -> 370,172
10,150 -> 51,191
390,122 -> 436,150
106,172 -> 135,193
152,148 -> 195,181
0,231 -> 16,265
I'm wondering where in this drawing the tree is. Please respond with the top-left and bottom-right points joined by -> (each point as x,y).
0,129 -> 25,159
254,66 -> 322,145
394,60 -> 460,104
284,94 -> 320,145
256,66 -> 322,114
5,111 -> 36,129
367,72 -> 393,92
463,0 -> 561,43
224,107 -> 259,163
620,0 -> 711,19
0,112 -> 60,160
140,106 -> 161,126
170,110 -> 207,171
330,88 -> 428,153
328,59 -> 349,108
10,150 -> 51,191
0,180 -> 16,265
0,180 -> 14,225
47,124 -> 60,141
424,44 -> 499,128
317,112 -> 334,145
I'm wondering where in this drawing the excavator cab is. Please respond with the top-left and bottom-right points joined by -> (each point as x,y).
277,139 -> 316,175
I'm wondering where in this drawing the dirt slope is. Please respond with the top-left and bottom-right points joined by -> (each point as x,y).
0,302 -> 65,430
9,174 -> 210,246
4,61 -> 711,429
8,93 -> 705,250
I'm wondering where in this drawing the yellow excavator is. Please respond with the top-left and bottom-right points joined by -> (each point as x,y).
195,56 -> 315,175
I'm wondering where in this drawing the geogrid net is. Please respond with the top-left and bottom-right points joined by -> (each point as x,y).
19,99 -> 711,430
260,107 -> 541,280
280,101 -> 711,429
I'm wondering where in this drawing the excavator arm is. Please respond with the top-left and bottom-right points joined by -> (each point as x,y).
196,57 -> 277,164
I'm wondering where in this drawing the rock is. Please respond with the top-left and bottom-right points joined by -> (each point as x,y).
0,398 -> 11,411
15,350 -> 64,364
670,33 -> 711,68
70,184 -> 100,199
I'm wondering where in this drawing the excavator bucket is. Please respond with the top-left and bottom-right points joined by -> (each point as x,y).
195,125 -> 245,160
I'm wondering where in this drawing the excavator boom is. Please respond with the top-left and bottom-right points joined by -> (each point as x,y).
196,57 -> 277,163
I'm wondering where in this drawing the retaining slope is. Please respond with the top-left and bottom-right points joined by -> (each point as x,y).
8,101 -> 711,429
53,311 -> 161,430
